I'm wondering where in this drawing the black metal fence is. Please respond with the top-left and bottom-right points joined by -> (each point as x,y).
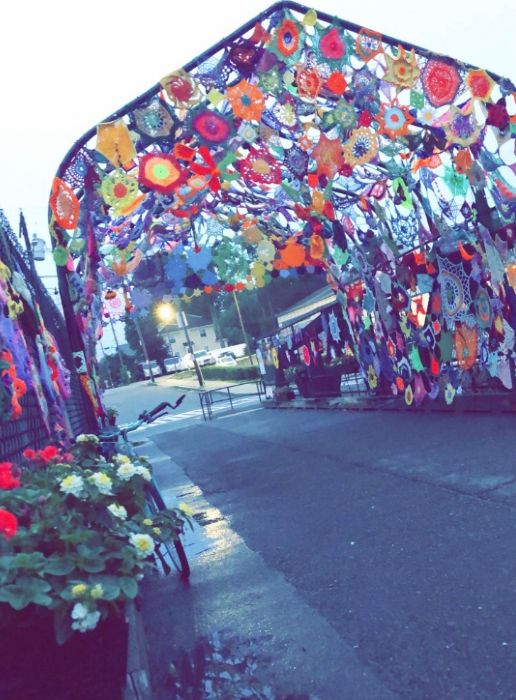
0,210 -> 91,460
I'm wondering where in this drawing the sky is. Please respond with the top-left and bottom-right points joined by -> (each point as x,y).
1,0 -> 515,351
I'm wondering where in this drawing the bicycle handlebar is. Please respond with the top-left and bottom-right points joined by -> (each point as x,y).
137,394 -> 186,423
147,402 -> 169,418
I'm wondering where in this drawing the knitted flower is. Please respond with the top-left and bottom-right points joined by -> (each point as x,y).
227,80 -> 265,121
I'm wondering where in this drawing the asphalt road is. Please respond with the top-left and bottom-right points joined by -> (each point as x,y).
161,409 -> 516,698
105,383 -> 516,698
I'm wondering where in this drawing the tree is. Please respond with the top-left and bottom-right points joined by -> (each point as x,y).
124,311 -> 169,368
97,352 -> 143,388
216,271 -> 329,344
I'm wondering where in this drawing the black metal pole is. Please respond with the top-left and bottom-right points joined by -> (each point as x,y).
176,299 -> 204,387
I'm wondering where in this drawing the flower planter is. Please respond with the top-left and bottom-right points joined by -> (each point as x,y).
0,606 -> 128,700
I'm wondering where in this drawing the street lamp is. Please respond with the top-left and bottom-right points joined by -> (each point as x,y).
155,301 -> 204,388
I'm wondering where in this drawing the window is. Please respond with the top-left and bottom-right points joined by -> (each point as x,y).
200,329 -> 207,337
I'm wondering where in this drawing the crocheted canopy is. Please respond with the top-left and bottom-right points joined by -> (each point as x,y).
51,1 -> 516,407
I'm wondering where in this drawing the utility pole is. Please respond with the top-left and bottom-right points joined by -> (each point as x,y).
132,313 -> 156,384
177,299 -> 205,387
232,290 -> 254,365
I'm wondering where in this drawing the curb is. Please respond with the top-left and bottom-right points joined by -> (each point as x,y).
264,395 -> 516,415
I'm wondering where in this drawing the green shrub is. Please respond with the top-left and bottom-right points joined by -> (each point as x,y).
201,365 -> 260,381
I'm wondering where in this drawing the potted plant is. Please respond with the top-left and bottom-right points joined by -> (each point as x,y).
0,435 -> 189,700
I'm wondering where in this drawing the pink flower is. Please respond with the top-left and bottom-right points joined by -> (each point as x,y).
319,28 -> 345,60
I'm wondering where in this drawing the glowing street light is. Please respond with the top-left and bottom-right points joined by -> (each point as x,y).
155,300 -> 204,387
155,302 -> 176,324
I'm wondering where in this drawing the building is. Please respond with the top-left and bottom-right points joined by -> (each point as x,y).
158,314 -> 221,356
276,285 -> 337,330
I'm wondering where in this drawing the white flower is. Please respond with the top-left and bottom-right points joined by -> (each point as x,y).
107,503 -> 128,520
116,462 -> 137,481
60,474 -> 84,497
418,107 -> 436,126
129,533 -> 155,559
71,602 -> 101,632
113,454 -> 130,465
76,434 -> 100,444
135,466 -> 151,481
89,472 -> 113,495
71,602 -> 89,620
74,612 -> 100,632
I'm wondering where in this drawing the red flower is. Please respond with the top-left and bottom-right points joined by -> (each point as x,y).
0,509 -> 18,540
42,445 -> 60,461
191,110 -> 232,145
422,59 -> 460,108
23,448 -> 36,460
319,27 -> 345,60
486,101 -> 509,131
0,463 -> 20,490
358,110 -> 373,127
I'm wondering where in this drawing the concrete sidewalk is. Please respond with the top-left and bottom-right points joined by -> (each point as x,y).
137,439 -> 397,700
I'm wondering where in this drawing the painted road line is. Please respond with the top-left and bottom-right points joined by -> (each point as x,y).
131,397 -> 262,431
217,407 -> 264,419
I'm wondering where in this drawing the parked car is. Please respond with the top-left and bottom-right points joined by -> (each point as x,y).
217,351 -> 238,367
141,361 -> 162,378
163,356 -> 183,374
184,350 -> 216,369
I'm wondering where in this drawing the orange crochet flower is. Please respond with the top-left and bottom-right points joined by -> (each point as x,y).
275,19 -> 300,57
49,178 -> 80,229
227,80 -> 265,121
454,149 -> 473,174
296,67 -> 323,100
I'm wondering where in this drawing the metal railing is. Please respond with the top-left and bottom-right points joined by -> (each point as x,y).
198,380 -> 265,420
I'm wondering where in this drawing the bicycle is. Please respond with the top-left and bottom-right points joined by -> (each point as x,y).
99,395 -> 191,579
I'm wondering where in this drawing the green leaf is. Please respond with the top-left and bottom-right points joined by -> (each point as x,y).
79,555 -> 105,573
0,577 -> 52,609
45,554 -> 76,575
119,577 -> 138,599
12,552 -> 47,570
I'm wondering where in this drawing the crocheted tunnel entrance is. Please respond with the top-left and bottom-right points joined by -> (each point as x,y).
51,1 -> 515,409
